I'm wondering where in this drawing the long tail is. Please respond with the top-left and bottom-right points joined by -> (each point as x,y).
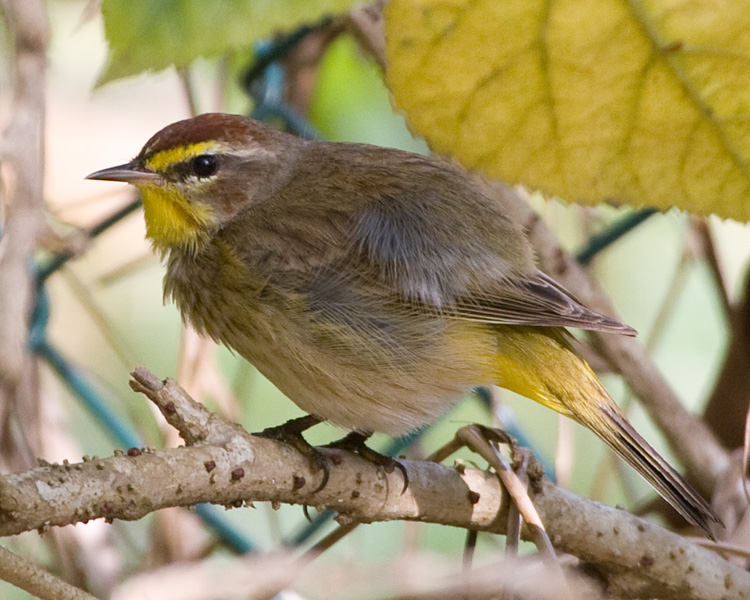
583,401 -> 721,537
494,325 -> 721,537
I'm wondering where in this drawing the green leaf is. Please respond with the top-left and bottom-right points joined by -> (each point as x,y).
99,0 -> 357,85
385,0 -> 750,222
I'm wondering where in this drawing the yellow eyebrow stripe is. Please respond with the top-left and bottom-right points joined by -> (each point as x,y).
145,141 -> 218,172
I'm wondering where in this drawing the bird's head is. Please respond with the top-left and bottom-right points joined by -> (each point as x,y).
87,113 -> 297,254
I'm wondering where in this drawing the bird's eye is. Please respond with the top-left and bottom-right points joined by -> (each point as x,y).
190,154 -> 219,178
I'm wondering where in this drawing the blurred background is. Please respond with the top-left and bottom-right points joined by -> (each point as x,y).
1,1 -> 749,597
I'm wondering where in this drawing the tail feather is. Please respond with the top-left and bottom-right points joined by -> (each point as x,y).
492,325 -> 721,537
592,404 -> 722,538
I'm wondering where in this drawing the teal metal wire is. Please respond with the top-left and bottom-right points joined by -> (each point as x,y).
575,208 -> 658,266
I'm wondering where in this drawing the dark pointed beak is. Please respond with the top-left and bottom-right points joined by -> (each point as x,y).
86,162 -> 160,184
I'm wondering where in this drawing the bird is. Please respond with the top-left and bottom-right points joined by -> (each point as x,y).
87,112 -> 720,536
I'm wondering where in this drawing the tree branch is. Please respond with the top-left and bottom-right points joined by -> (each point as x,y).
112,552 -> 599,600
0,545 -> 98,600
0,0 -> 48,387
0,368 -> 746,599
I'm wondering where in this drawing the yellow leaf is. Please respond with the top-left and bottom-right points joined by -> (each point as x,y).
385,0 -> 750,221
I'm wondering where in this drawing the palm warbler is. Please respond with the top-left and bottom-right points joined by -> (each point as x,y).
87,113 -> 719,536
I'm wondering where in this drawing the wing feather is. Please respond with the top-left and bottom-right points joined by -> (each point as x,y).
262,147 -> 636,338
447,271 -> 636,335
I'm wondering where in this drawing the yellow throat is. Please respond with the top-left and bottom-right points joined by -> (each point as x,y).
137,142 -> 218,252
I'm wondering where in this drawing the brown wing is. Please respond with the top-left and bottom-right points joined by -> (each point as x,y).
260,148 -> 636,338
447,271 -> 636,335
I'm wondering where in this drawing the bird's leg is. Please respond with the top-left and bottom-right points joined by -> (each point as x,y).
324,431 -> 409,492
257,414 -> 322,439
255,415 -> 332,491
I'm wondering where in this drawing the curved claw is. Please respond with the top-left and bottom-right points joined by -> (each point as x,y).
325,431 -> 409,493
255,415 -> 330,492
254,418 -> 409,493
392,459 -> 409,494
308,449 -> 330,493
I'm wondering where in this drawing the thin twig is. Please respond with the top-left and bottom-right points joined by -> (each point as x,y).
177,67 -> 199,117
693,218 -> 732,317
0,545 -> 99,600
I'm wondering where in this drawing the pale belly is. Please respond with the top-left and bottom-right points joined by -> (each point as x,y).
165,250 -> 496,436
214,306 -> 495,436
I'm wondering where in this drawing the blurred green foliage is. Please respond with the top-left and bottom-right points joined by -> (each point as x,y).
98,0 -> 358,84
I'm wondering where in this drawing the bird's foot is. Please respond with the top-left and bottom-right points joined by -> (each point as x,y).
324,431 -> 408,492
255,415 -> 331,492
